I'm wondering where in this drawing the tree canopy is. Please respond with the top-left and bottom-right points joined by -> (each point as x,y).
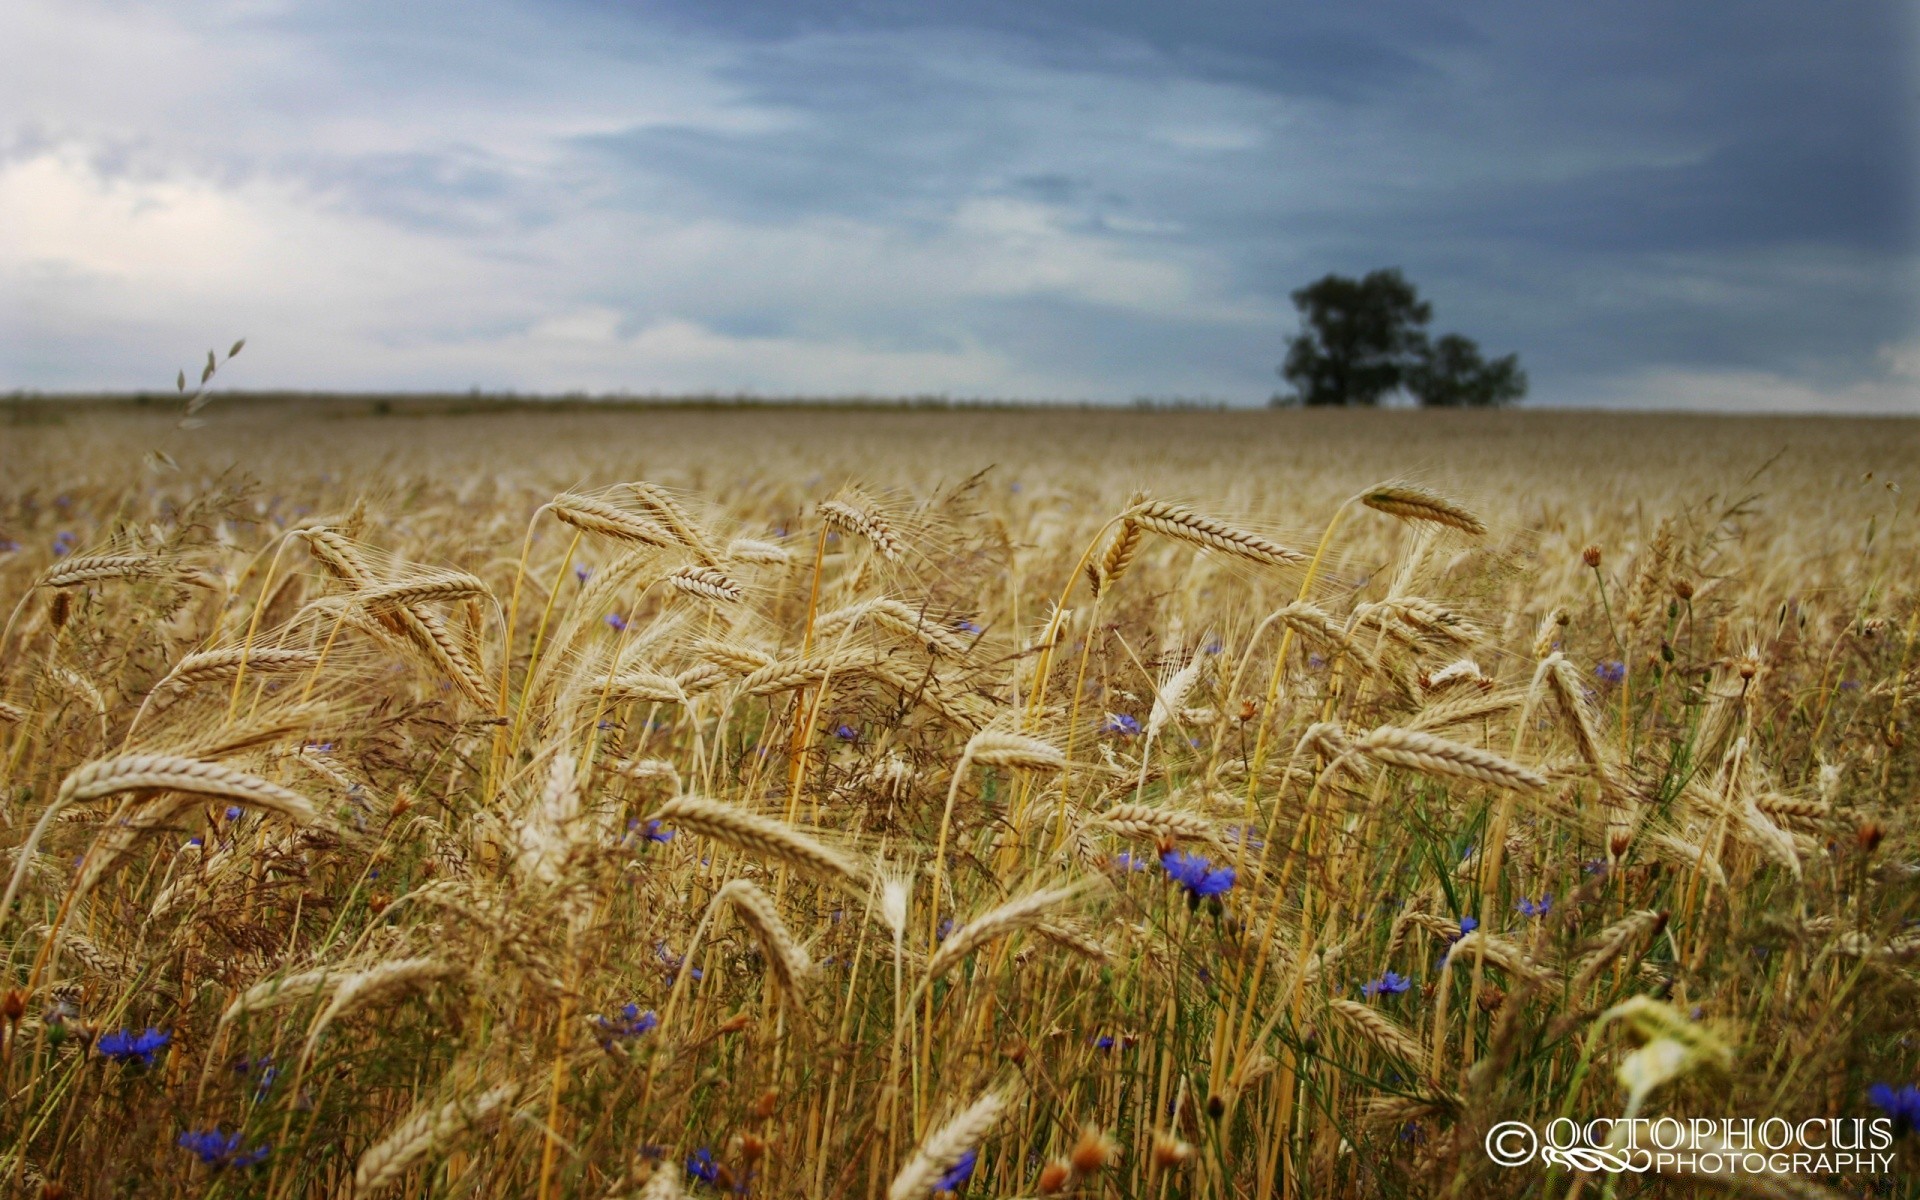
1273,269 -> 1526,407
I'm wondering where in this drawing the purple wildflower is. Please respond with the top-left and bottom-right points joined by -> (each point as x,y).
936,1147 -> 979,1191
1161,850 -> 1235,901
1595,660 -> 1626,685
687,1147 -> 720,1184
177,1129 -> 271,1169
1103,713 -> 1140,736
1517,894 -> 1552,918
98,1027 -> 170,1066
1363,971 -> 1412,998
594,1003 -> 659,1048
1868,1083 -> 1920,1135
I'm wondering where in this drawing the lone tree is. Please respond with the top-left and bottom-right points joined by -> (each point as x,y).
1273,269 -> 1526,407
1404,333 -> 1527,408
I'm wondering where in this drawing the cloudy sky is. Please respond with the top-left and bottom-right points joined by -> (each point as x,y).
3,1 -> 1916,410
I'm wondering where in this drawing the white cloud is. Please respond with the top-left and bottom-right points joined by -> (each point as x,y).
1586,343 -> 1920,415
2,0 -> 1913,406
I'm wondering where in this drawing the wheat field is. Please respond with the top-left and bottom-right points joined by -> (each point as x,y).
1,397 -> 1917,1198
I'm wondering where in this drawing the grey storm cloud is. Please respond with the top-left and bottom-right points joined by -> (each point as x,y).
1,0 -> 1914,409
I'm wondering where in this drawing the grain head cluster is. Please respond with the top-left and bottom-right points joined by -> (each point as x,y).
0,403 -> 1915,1198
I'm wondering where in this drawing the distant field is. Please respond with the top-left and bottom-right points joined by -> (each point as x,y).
2,398 -> 1917,1197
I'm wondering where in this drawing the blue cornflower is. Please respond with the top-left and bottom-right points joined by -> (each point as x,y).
1091,1034 -> 1116,1052
1161,850 -> 1235,901
97,1027 -> 170,1066
177,1129 -> 271,1169
574,563 -> 591,583
936,1147 -> 979,1192
52,531 -> 76,557
1595,660 -> 1626,685
1204,636 -> 1223,655
1454,916 -> 1478,939
223,806 -> 242,821
936,918 -> 956,942
955,618 -> 984,635
594,1003 -> 660,1047
1517,894 -> 1553,918
687,1148 -> 721,1184
834,724 -> 858,741
1103,713 -> 1140,736
631,818 -> 673,844
1112,851 -> 1149,872
605,613 -> 628,631
0,539 -> 20,554
1363,971 -> 1412,998
1868,1083 -> 1920,1134
1308,653 -> 1327,669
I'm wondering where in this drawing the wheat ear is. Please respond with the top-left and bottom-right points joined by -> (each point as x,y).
39,554 -> 166,588
551,494 -> 675,545
925,883 -> 1087,983
666,565 -> 743,603
1328,998 -> 1430,1068
628,481 -> 720,563
1356,726 -> 1546,791
886,1088 -> 1007,1200
716,879 -> 814,1010
647,795 -> 865,889
1127,500 -> 1306,567
353,1082 -> 520,1195
819,491 -> 904,561
1359,483 -> 1487,536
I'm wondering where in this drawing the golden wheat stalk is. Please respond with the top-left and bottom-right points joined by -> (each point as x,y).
343,570 -> 491,608
715,879 -> 813,1009
353,1082 -> 519,1195
1099,803 -> 1212,843
925,883 -> 1086,982
1571,909 -> 1668,990
647,795 -> 865,888
295,528 -> 491,706
886,1088 -> 1007,1200
1089,513 -> 1144,597
551,494 -> 675,546
305,958 -> 465,1061
962,729 -> 1067,771
1328,998 -> 1430,1068
666,565 -> 743,603
628,482 -> 719,563
1127,500 -> 1305,567
1356,726 -> 1546,791
1445,929 -> 1555,985
1543,652 -> 1609,769
725,537 -> 791,564
1359,483 -> 1487,536
39,553 -> 166,588
691,637 -> 775,674
739,652 -> 871,696
221,968 -> 339,1024
152,647 -> 324,693
605,670 -> 692,706
819,491 -> 904,561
